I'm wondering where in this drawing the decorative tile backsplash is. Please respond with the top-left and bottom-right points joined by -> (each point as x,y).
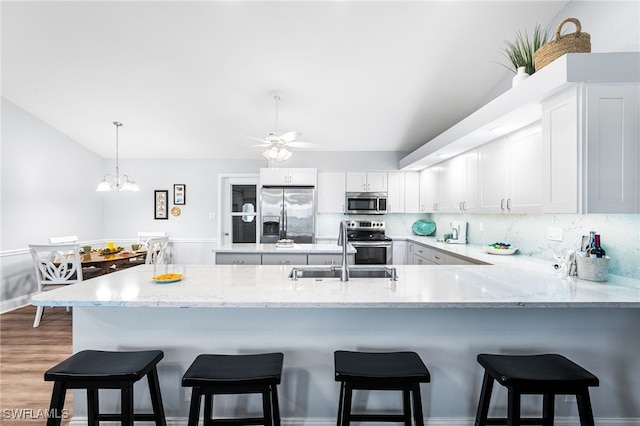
318,213 -> 640,279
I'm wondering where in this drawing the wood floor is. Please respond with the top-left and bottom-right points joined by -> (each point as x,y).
0,305 -> 73,425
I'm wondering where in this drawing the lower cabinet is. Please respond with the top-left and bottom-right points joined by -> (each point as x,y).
216,252 -> 354,265
262,254 -> 308,265
392,241 -> 407,265
406,241 -> 484,265
308,254 -> 354,265
215,253 -> 262,265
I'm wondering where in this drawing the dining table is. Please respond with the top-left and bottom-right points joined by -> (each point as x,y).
80,249 -> 147,275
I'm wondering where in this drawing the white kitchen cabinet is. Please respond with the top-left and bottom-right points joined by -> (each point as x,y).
450,150 -> 478,213
542,84 -> 639,213
260,168 -> 317,186
403,172 -> 421,213
387,172 -> 406,213
585,84 -> 639,212
478,125 -> 542,214
419,163 -> 453,213
419,167 -> 438,213
541,88 -> 580,213
346,171 -> 387,192
392,240 -> 407,265
317,172 -> 346,213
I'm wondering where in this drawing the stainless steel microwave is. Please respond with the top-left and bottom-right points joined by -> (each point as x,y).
345,192 -> 388,214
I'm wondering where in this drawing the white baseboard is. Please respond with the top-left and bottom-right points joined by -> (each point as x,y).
0,294 -> 32,314
68,416 -> 640,426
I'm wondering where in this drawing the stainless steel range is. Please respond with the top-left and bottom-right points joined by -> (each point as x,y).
346,220 -> 393,265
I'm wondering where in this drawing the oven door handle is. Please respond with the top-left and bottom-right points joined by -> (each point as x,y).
349,241 -> 393,248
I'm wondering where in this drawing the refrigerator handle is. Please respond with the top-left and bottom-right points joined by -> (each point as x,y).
282,204 -> 287,239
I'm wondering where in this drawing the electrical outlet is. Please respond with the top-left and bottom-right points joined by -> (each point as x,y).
208,212 -> 216,220
479,222 -> 484,232
184,387 -> 192,402
547,227 -> 563,241
565,395 -> 577,403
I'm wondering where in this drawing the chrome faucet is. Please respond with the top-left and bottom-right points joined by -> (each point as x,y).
337,220 -> 350,282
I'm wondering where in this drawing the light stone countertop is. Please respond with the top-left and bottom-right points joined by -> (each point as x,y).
31,260 -> 640,308
214,243 -> 356,254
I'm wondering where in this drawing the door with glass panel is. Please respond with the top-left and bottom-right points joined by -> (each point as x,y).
221,177 -> 259,246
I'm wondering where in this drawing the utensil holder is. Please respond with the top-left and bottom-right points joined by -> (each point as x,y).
575,253 -> 609,282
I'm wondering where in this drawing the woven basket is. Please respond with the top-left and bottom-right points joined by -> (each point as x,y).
534,18 -> 591,71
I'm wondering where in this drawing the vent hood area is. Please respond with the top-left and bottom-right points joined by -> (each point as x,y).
399,52 -> 640,171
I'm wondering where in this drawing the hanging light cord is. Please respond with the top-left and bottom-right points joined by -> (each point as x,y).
114,121 -> 122,187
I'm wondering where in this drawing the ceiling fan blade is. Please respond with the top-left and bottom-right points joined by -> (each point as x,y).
279,131 -> 301,143
249,143 -> 270,147
235,134 -> 268,144
286,141 -> 317,148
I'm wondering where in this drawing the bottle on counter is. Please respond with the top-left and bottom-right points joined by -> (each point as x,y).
589,234 -> 606,259
585,231 -> 596,257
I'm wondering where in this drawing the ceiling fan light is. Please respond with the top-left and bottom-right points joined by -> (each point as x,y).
276,147 -> 292,161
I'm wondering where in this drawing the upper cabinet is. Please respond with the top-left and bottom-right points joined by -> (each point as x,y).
260,168 -> 317,186
387,172 -> 420,213
478,125 -> 542,214
346,172 -> 387,192
317,172 -> 346,213
450,150 -> 478,213
541,83 -> 639,213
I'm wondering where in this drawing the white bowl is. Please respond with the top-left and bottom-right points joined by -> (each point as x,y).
483,245 -> 518,255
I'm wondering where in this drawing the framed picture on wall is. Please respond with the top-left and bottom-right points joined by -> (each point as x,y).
154,190 -> 169,220
174,184 -> 186,205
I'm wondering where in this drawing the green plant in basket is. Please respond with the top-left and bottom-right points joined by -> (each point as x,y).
501,24 -> 551,75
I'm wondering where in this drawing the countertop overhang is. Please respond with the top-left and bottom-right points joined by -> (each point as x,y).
31,260 -> 640,309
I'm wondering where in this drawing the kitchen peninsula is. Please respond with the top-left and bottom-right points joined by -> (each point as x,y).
32,261 -> 640,425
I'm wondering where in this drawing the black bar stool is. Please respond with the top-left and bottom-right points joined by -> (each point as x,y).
475,353 -> 599,426
181,353 -> 284,426
334,350 -> 431,426
44,349 -> 166,426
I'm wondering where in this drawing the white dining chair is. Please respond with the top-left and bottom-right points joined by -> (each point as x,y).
29,244 -> 83,328
137,232 -> 167,249
145,237 -> 170,266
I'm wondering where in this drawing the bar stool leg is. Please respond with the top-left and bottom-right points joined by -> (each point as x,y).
121,383 -> 134,426
187,388 -> 202,426
475,371 -> 494,426
576,390 -> 596,426
507,388 -> 521,426
262,389 -> 274,426
46,382 -> 67,426
542,394 -> 554,426
341,382 -> 354,426
402,389 -> 411,426
336,382 -> 345,426
411,384 -> 425,426
271,384 -> 282,426
147,367 -> 167,425
87,388 -> 99,426
204,393 -> 213,426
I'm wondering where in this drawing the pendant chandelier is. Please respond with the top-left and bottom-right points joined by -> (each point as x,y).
96,122 -> 139,192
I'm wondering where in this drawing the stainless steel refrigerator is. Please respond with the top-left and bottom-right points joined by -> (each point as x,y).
260,187 -> 315,243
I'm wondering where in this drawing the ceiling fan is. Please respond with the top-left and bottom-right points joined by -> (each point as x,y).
243,92 -> 315,161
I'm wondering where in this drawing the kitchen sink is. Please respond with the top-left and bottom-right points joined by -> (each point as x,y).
289,266 -> 398,280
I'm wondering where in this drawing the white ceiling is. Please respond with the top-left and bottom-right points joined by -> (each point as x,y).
1,0 -> 569,161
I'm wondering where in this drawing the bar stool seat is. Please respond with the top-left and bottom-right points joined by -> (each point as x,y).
475,353 -> 599,426
334,350 -> 431,426
181,353 -> 284,426
44,349 -> 166,426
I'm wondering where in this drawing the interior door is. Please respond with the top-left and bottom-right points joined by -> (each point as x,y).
221,176 -> 259,246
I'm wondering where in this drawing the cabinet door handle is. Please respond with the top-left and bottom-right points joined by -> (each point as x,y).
506,198 -> 512,211
459,201 -> 464,211
233,260 -> 245,264
500,198 -> 505,211
279,260 -> 290,264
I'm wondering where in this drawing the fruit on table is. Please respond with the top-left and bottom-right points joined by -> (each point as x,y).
102,246 -> 124,253
490,242 -> 511,249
